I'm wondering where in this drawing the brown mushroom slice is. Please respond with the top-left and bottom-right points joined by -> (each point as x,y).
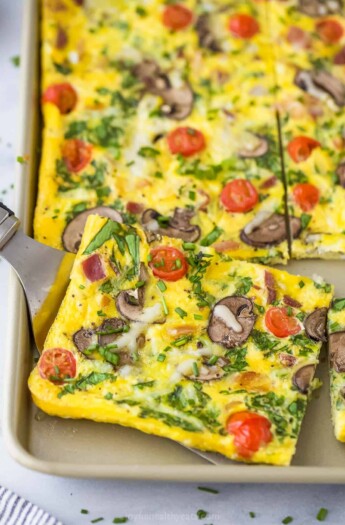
293,364 -> 316,394
132,59 -> 170,93
116,264 -> 148,322
187,357 -> 228,381
97,318 -> 128,347
304,308 -> 328,342
160,84 -> 194,120
141,208 -> 201,242
207,296 -> 256,349
336,161 -> 345,187
298,0 -> 342,17
62,206 -> 123,253
73,328 -> 97,355
279,353 -> 297,367
329,331 -> 345,372
195,14 -> 222,52
295,69 -> 345,107
240,213 -> 301,248
238,136 -> 269,158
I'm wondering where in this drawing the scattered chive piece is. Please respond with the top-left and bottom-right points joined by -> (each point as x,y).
317,508 -> 328,521
298,280 -> 305,288
80,509 -> 89,514
196,510 -> 207,520
91,519 -> 104,524
113,518 -> 128,524
104,392 -> 113,400
175,258 -> 182,269
79,284 -> 85,290
189,190 -> 196,201
249,511 -> 256,518
97,310 -> 106,317
157,353 -> 166,362
175,307 -> 187,319
161,295 -> 169,315
192,362 -> 199,377
157,280 -> 167,292
147,254 -> 152,262
173,335 -> 191,347
197,486 -> 219,494
208,355 -> 218,366
16,155 -> 27,164
282,517 -> 293,524
135,280 -> 145,288
182,242 -> 196,250
194,314 -> 203,320
11,55 -> 20,67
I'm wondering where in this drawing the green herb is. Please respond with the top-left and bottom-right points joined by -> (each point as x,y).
175,307 -> 187,319
235,276 -> 253,295
125,232 -> 140,271
300,213 -> 312,229
200,226 -> 223,247
16,155 -> 27,164
79,284 -> 85,290
53,61 -> 72,75
298,280 -> 305,288
58,372 -> 114,398
113,518 -> 128,524
172,335 -> 192,347
333,298 -> 345,311
157,280 -> 167,292
161,295 -> 169,315
208,355 -> 218,366
282,517 -> 293,524
99,347 -> 119,366
251,330 -> 280,357
249,511 -> 256,518
104,392 -> 113,400
313,281 -> 332,293
316,508 -> 328,521
296,312 -> 305,322
194,314 -> 203,320
224,347 -> 248,373
135,280 -> 145,288
197,486 -> 219,494
140,407 -> 200,432
134,380 -> 155,389
192,362 -> 199,377
11,55 -> 20,67
83,219 -> 123,254
138,146 -> 160,158
196,510 -> 207,519
182,242 -> 196,250
186,252 -> 215,307
80,509 -> 89,514
135,6 -> 147,16
97,310 -> 106,317
247,392 -> 294,438
157,353 -> 166,362
91,519 -> 104,524
255,303 -> 265,315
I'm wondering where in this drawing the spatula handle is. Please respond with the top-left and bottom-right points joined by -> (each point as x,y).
0,202 -> 20,250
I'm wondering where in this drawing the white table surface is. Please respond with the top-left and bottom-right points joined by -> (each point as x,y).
1,2 -> 345,524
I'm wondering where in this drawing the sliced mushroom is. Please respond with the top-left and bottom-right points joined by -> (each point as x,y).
62,206 -> 123,253
329,331 -> 345,372
336,161 -> 345,187
132,59 -> 170,92
298,0 -> 342,17
141,208 -> 201,242
73,328 -> 97,355
207,296 -> 256,349
238,136 -> 269,158
97,318 -> 127,347
160,84 -> 194,120
187,357 -> 228,381
195,14 -> 222,52
293,364 -> 316,394
295,69 -> 345,107
279,353 -> 297,367
240,213 -> 301,248
304,308 -> 328,342
116,264 -> 148,321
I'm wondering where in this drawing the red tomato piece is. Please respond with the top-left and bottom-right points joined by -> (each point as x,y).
62,139 -> 92,172
42,83 -> 77,114
39,348 -> 77,384
293,183 -> 319,211
286,136 -> 320,163
227,411 -> 272,458
220,179 -> 259,213
162,4 -> 193,30
149,246 -> 188,282
167,127 -> 206,157
265,307 -> 301,338
316,19 -> 343,44
126,201 -> 145,214
286,26 -> 311,49
228,14 -> 260,39
82,254 -> 106,282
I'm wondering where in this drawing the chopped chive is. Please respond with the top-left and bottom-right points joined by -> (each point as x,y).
317,508 -> 328,521
147,254 -> 152,262
104,342 -> 118,350
157,353 -> 166,362
194,314 -> 203,320
197,486 -> 219,494
196,509 -> 207,519
135,280 -> 145,288
79,284 -> 86,290
157,280 -> 167,292
249,511 -> 256,518
11,55 -> 20,67
287,306 -> 293,316
182,242 -> 196,251
189,190 -> 196,201
175,307 -> 187,319
54,365 -> 60,374
163,346 -> 171,352
104,392 -> 113,400
298,280 -> 305,288
173,336 -> 191,347
282,517 -> 293,524
161,295 -> 169,315
207,355 -> 218,366
85,343 -> 100,353
97,310 -> 106,317
174,258 -> 182,269
91,519 -> 104,524
192,362 -> 199,377
80,509 -> 89,514
113,518 -> 128,524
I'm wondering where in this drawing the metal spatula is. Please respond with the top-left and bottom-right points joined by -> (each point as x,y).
0,202 -> 228,465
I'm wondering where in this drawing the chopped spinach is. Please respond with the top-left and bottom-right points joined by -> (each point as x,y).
83,219 -> 123,254
57,372 -> 114,398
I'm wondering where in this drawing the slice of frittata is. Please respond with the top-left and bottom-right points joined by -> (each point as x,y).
267,0 -> 345,258
328,298 -> 345,441
29,215 -> 333,465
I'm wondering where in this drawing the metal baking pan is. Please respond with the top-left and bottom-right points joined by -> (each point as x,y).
3,0 -> 345,482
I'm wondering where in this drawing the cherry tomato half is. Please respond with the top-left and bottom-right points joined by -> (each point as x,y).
227,411 -> 272,458
149,246 -> 188,281
38,348 -> 77,384
82,254 -> 106,282
62,139 -> 92,173
286,136 -> 320,163
265,307 -> 301,338
42,82 -> 77,114
167,127 -> 206,157
162,4 -> 193,30
220,179 -> 259,213
293,182 -> 319,211
228,14 -> 260,39
316,19 -> 343,44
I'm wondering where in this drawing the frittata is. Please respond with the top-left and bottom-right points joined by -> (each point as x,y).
268,0 -> 345,258
29,215 -> 333,465
328,298 -> 345,441
35,0 -> 290,264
